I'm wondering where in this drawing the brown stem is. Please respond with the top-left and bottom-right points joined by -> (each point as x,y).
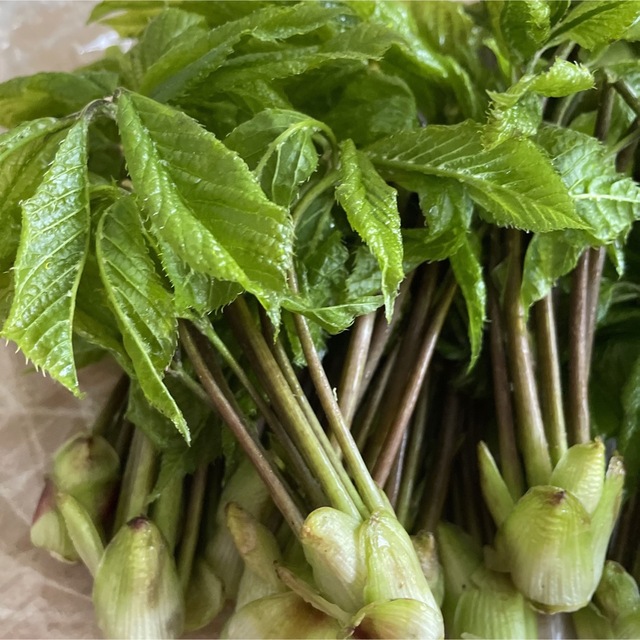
535,294 -> 568,466
488,237 -> 525,499
179,323 -> 305,534
568,251 -> 591,445
338,312 -> 376,429
418,390 -> 460,532
385,427 -> 409,509
358,273 -> 415,404
373,276 -> 457,487
396,383 -> 429,529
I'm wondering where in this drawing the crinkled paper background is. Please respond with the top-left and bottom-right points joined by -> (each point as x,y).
2,3 -> 136,637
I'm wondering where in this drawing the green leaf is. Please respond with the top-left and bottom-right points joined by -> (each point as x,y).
323,69 -> 417,147
89,1 -> 166,36
225,109 -> 321,207
406,176 -> 473,264
549,1 -> 640,49
536,125 -> 640,244
0,71 -> 118,128
142,2 -> 351,102
621,354 -> 640,489
2,119 -> 90,393
367,121 -> 582,233
520,231 -> 586,310
207,21 -> 400,93
488,0 -> 550,60
116,91 -> 292,316
336,139 -> 403,319
485,59 -> 594,148
450,235 -> 486,368
96,196 -> 187,441
149,229 -> 241,317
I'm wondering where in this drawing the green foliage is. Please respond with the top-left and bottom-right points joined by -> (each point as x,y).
336,139 -> 403,319
0,71 -> 118,128
549,1 -> 640,49
367,121 -> 583,233
96,196 -> 187,440
3,118 -> 90,393
116,90 -> 293,318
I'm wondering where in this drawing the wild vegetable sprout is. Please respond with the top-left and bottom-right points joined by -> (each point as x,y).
2,1 -> 640,638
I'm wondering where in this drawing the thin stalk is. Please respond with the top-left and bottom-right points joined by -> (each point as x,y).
337,312 -> 376,429
150,473 -> 183,552
291,170 -> 338,224
113,428 -> 157,532
226,301 -> 363,519
358,273 -> 415,405
373,277 -> 457,487
614,79 -> 640,119
289,282 -> 386,512
535,294 -> 568,466
585,246 -> 606,367
364,266 -> 438,468
261,321 -> 368,517
113,418 -> 133,460
418,391 -> 460,532
609,119 -> 640,158
385,427 -> 409,509
356,345 -> 399,452
505,230 -> 552,485
568,251 -> 591,445
396,384 -> 430,528
177,465 -> 208,591
488,247 -> 525,499
195,328 -> 325,508
179,323 -> 305,534
567,84 -> 614,445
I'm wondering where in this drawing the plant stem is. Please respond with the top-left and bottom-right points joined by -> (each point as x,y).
396,384 -> 429,529
260,318 -> 368,516
505,230 -> 552,485
568,251 -> 591,445
364,266 -> 438,468
337,312 -> 376,429
535,294 -> 568,466
418,390 -> 460,532
373,276 -> 457,487
179,322 -> 306,534
356,345 -> 399,452
113,428 -> 157,532
488,242 -> 525,499
226,300 -> 363,519
289,277 -> 386,513
358,273 -> 414,405
585,246 -> 606,367
385,427 -> 409,509
614,79 -> 640,119
150,472 -> 183,552
177,465 -> 208,591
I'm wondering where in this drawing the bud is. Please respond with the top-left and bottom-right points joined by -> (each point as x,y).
227,503 -> 285,609
184,558 -> 225,632
300,507 -> 365,613
412,531 -> 444,607
351,598 -> 441,640
573,603 -> 614,639
549,439 -> 605,516
595,561 -> 640,620
478,441 -> 515,527
222,591 -> 342,639
30,478 -> 77,561
497,486 -> 595,612
451,567 -> 537,639
57,492 -> 105,576
93,517 -> 184,639
53,432 -> 120,520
